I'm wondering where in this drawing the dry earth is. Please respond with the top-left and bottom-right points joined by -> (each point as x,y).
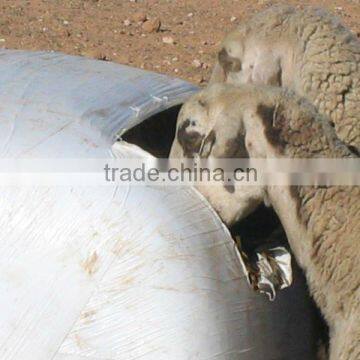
1,0 -> 359,84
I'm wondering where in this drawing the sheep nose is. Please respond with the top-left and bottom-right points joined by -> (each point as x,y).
177,119 -> 204,158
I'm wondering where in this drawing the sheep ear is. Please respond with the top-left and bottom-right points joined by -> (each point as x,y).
252,56 -> 282,86
199,130 -> 216,158
251,104 -> 287,155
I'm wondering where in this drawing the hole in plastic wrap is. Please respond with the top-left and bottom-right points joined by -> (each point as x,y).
121,105 -> 181,158
230,204 -> 282,254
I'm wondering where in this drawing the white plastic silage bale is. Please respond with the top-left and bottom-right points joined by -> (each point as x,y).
0,50 -> 319,359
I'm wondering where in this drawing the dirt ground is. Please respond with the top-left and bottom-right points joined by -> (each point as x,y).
1,0 -> 360,85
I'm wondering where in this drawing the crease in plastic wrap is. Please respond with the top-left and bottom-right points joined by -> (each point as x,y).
0,50 -> 319,360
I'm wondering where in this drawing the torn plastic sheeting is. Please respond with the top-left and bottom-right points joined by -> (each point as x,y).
235,240 -> 293,301
0,51 -> 320,359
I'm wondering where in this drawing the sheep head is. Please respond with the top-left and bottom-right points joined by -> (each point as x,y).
170,84 -> 275,225
210,25 -> 284,87
171,84 -> 249,160
170,84 -> 354,225
210,5 -> 360,151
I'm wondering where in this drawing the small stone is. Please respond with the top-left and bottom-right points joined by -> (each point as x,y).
162,36 -> 175,45
230,16 -> 237,22
82,50 -> 110,61
124,19 -> 131,26
98,54 -> 110,61
132,12 -> 147,23
192,59 -> 202,68
63,20 -> 69,25
174,68 -> 179,73
187,12 -> 194,17
195,75 -> 206,84
142,18 -> 161,33
172,56 -> 178,62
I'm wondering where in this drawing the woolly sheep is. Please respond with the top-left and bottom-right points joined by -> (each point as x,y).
170,83 -> 359,360
210,5 -> 360,151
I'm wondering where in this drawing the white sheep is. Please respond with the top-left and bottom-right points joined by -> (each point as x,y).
170,83 -> 360,360
210,5 -> 360,151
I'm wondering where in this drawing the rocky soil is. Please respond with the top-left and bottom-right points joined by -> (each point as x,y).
1,0 -> 359,84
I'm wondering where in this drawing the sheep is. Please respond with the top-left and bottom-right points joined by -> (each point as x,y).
170,83 -> 360,360
210,5 -> 360,152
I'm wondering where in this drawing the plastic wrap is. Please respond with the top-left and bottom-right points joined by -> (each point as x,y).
0,50 -> 319,359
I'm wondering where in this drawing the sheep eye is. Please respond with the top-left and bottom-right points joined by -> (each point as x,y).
219,48 -> 242,73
